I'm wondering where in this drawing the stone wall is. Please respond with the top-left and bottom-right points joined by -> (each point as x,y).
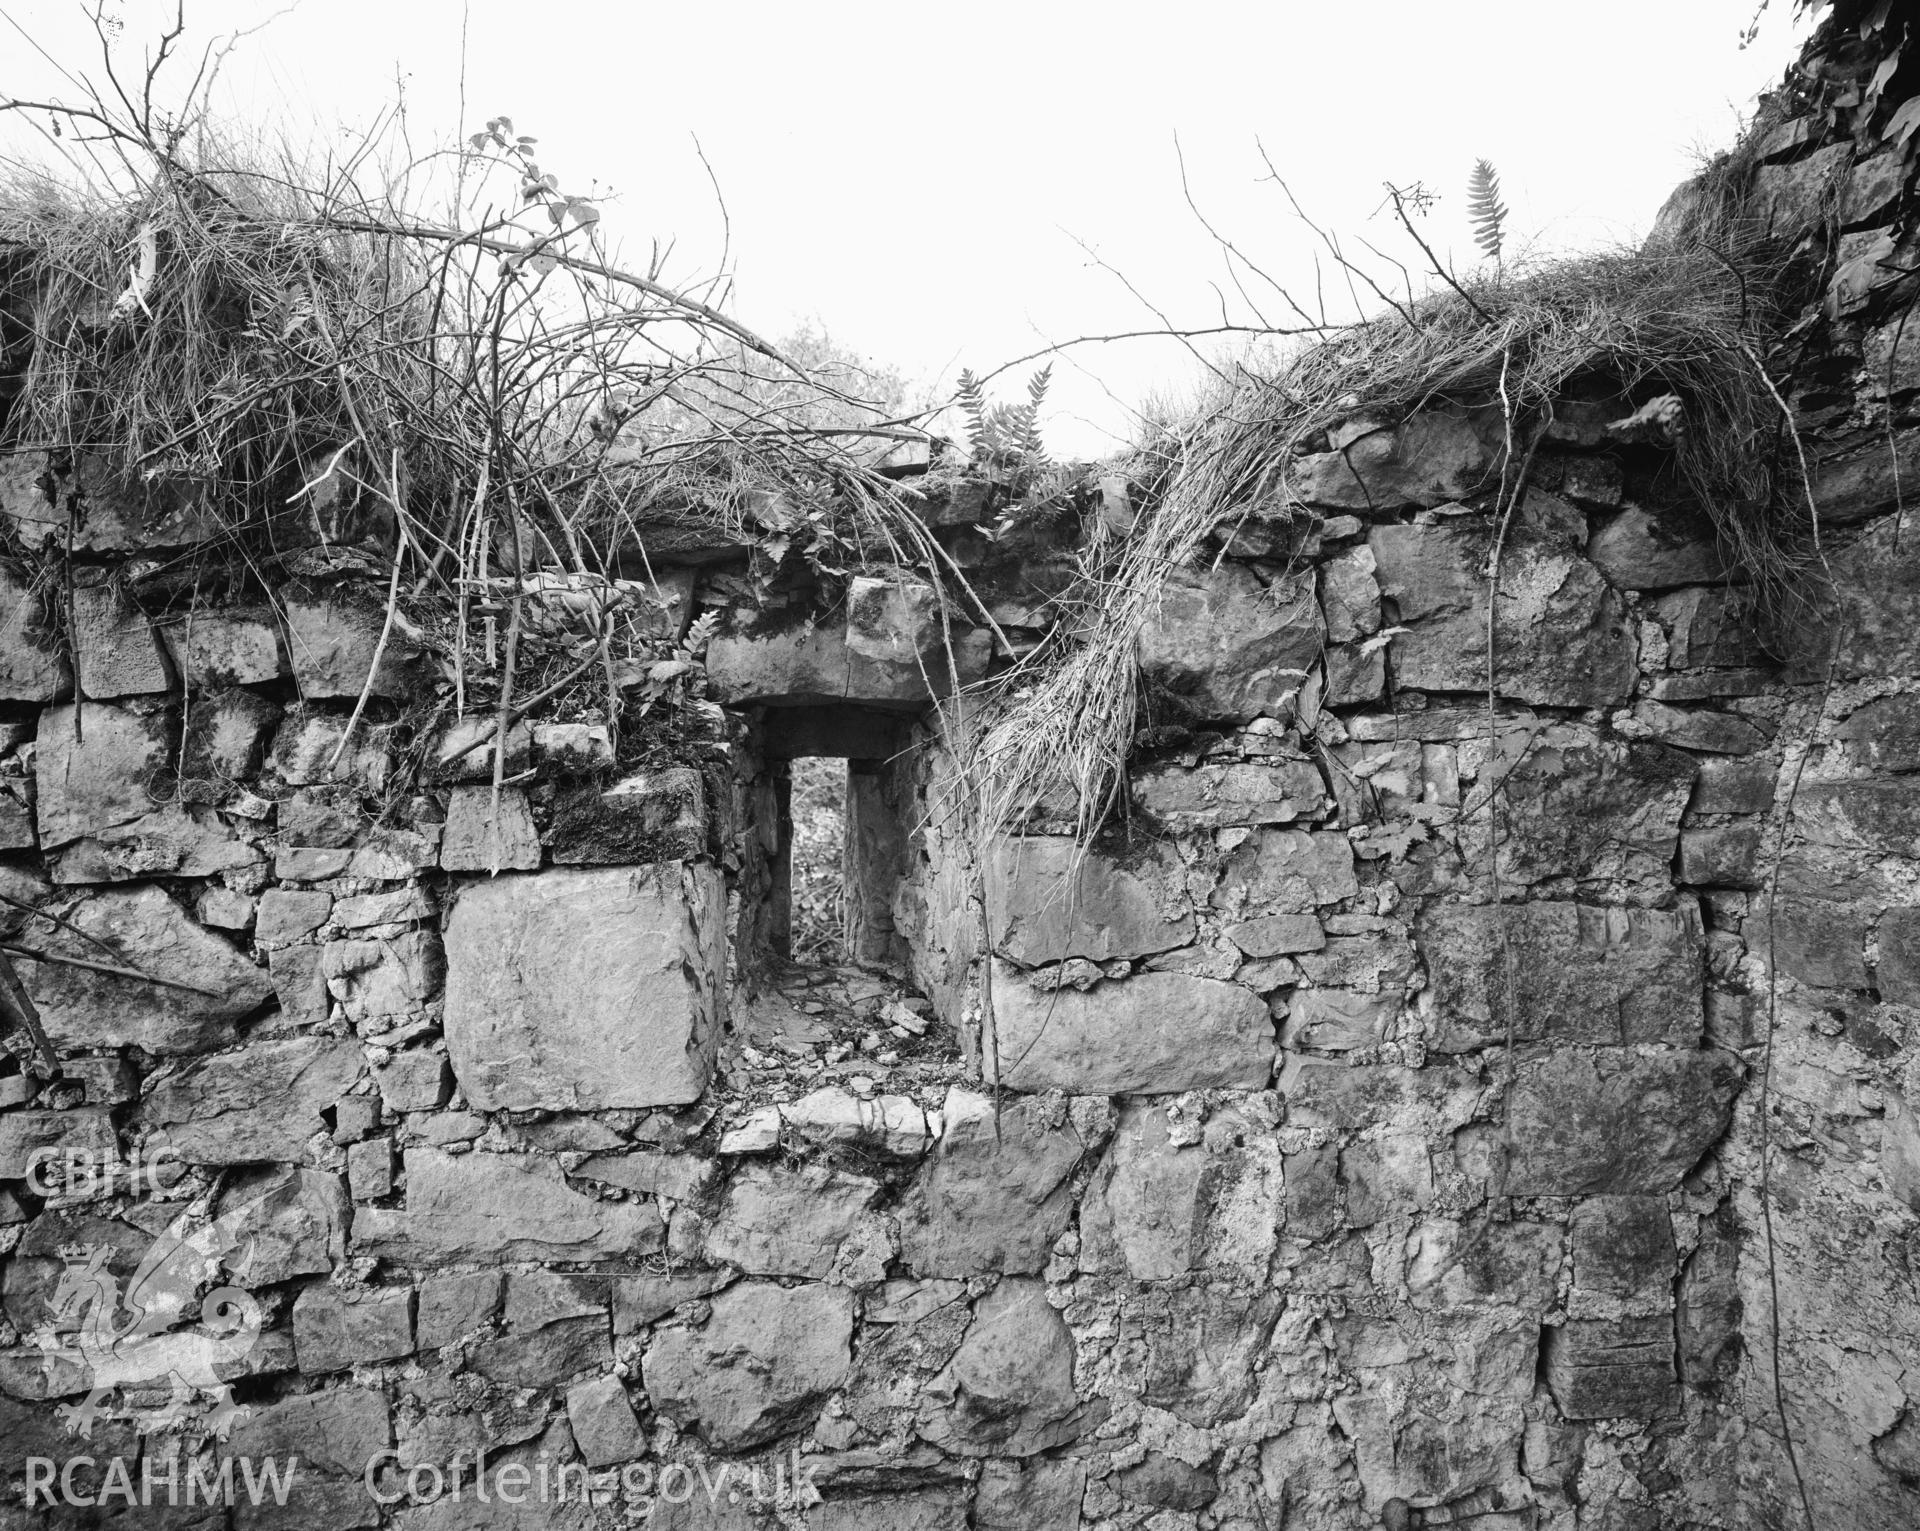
1,29 -> 1919,1531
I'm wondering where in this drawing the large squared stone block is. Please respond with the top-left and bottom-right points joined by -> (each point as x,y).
985,959 -> 1272,1094
1137,565 -> 1324,722
1421,901 -> 1704,1051
987,835 -> 1194,964
443,864 -> 725,1110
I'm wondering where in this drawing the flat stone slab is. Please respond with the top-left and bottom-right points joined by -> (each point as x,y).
1420,901 -> 1704,1051
986,960 -> 1272,1094
987,836 -> 1194,965
443,864 -> 724,1110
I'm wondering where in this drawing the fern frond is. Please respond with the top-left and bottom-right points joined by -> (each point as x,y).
956,368 -> 988,456
1468,159 -> 1507,263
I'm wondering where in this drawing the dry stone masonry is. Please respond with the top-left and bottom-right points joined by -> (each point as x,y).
2,19 -> 1920,1531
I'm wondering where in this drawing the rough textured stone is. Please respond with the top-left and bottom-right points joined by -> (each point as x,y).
1588,506 -> 1734,589
269,704 -> 392,791
705,1161 -> 884,1277
547,766 -> 707,864
783,1087 -> 931,1158
1466,727 -> 1695,894
974,1458 -> 1086,1531
1369,520 -> 1636,707
1289,407 -> 1498,509
33,702 -> 172,846
1570,1196 -> 1677,1314
354,1147 -> 664,1264
293,1282 -> 414,1372
811,1492 -> 969,1531
898,1088 -> 1093,1277
1131,758 -> 1326,826
0,1107 -> 114,1178
416,1269 -> 503,1350
1211,827 -> 1357,914
1691,756 -> 1777,814
1631,700 -> 1766,755
644,1281 -> 853,1451
1679,822 -> 1764,887
987,835 -> 1193,964
1421,901 -> 1704,1051
468,1270 -> 612,1388
439,784 -> 541,871
443,864 -> 724,1110
20,884 -> 271,1053
142,1035 -> 364,1163
71,580 -> 171,698
566,1375 -> 646,1467
1225,912 -> 1326,957
1544,1315 -> 1678,1420
372,1048 -> 453,1112
986,960 -> 1273,1093
322,931 -> 446,1026
1137,565 -> 1324,721
917,1278 -> 1090,1457
181,686 -> 280,786
0,560 -> 68,701
1506,1048 -> 1743,1196
706,594 -> 988,707
163,606 -> 289,686
226,1387 -> 391,1477
284,581 -> 430,700
49,802 -> 264,884
1878,908 -> 1920,1005
1839,693 -> 1920,771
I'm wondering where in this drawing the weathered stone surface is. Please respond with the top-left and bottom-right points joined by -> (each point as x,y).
1465,727 -> 1695,894
974,1457 -> 1086,1531
1281,988 -> 1397,1050
705,1161 -> 884,1277
284,581 -> 430,700
1421,902 -> 1704,1051
33,702 -> 172,846
227,1388 -> 391,1477
269,704 -> 392,791
809,1493 -> 968,1531
439,784 -> 541,871
898,1088 -> 1093,1277
987,835 -> 1193,964
547,766 -> 706,864
1630,700 -> 1766,755
424,717 -> 531,784
1543,1315 -> 1678,1419
347,1135 -> 395,1200
645,1281 -> 853,1451
1321,544 -> 1382,640
1770,891 -> 1869,989
181,687 -> 280,786
51,802 -> 263,885
1137,565 -> 1324,721
612,1268 -> 734,1332
443,864 -> 724,1110
783,1088 -> 931,1159
1210,827 -> 1357,915
1131,758 -> 1326,826
322,931 -> 445,1025
1588,505 -> 1734,589
293,1283 -> 414,1372
163,606 -> 290,687
986,960 -> 1273,1093
1797,779 -> 1920,857
1679,822 -> 1764,887
355,1147 -> 664,1264
1369,520 -> 1636,707
566,1375 -> 646,1467
373,1048 -> 453,1113
1080,1100 -> 1280,1280
1569,1196 -> 1676,1315
1878,908 -> 1920,1005
0,1107 -> 114,1178
415,1269 -> 502,1350
0,559 -> 68,701
468,1270 -> 612,1388
1691,755 -> 1777,814
1289,407 -> 1498,509
1839,693 -> 1920,771
917,1278 -> 1090,1457
533,720 -> 615,773
706,594 -> 988,708
143,1035 -> 364,1163
1225,912 -> 1326,957
1506,1047 -> 1743,1196
219,1166 -> 349,1286
71,580 -> 171,698
20,884 -> 271,1053
256,888 -> 333,947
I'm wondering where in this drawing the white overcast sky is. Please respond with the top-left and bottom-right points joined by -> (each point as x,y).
1,0 -> 1810,456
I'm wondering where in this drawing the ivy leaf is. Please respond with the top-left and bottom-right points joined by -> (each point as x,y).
467,132 -> 489,152
1887,97 -> 1920,149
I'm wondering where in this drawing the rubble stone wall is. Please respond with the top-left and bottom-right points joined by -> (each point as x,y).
2,59 -> 1920,1531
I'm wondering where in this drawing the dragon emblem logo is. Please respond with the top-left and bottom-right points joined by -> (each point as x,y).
27,1194 -> 269,1439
